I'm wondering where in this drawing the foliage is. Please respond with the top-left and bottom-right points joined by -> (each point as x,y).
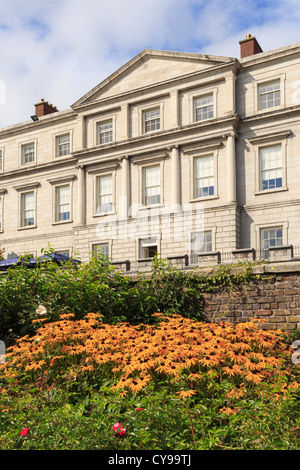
0,247 -> 267,347
0,251 -> 206,346
0,312 -> 299,450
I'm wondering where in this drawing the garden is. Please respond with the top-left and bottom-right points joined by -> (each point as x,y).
0,250 -> 299,450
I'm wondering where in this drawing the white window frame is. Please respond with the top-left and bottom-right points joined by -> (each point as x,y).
47,175 -> 75,225
137,102 -> 165,136
142,164 -> 161,207
55,184 -> 71,223
96,173 -> 114,214
138,238 -> 158,259
188,228 -> 216,263
253,221 -> 288,254
248,130 -> 290,195
20,191 -> 36,228
133,155 -> 165,210
88,163 -> 118,217
253,74 -> 285,113
14,182 -> 39,230
19,140 -> 37,166
189,87 -> 217,124
142,108 -> 160,134
94,116 -> 116,146
56,133 -> 71,157
91,242 -> 110,259
259,144 -> 283,192
55,249 -> 71,258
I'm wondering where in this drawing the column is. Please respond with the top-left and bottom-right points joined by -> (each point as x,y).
76,164 -> 85,225
170,90 -> 179,128
227,132 -> 236,204
120,104 -> 129,140
120,155 -> 129,219
170,145 -> 180,210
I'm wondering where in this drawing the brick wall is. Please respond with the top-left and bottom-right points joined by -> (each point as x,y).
201,266 -> 300,330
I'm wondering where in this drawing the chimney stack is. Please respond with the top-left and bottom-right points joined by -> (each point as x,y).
34,99 -> 58,117
239,34 -> 263,58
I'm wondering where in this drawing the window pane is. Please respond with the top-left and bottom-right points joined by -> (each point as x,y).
194,94 -> 213,122
93,243 -> 109,258
258,81 -> 280,110
194,155 -> 214,198
143,109 -> 160,133
97,174 -> 113,213
57,135 -> 70,156
22,144 -> 35,164
143,166 -> 160,205
98,121 -> 113,144
22,192 -> 34,226
139,239 -> 157,258
260,145 -> 282,190
56,185 -> 70,221
260,227 -> 283,258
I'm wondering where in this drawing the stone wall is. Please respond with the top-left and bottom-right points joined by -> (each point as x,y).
200,262 -> 300,330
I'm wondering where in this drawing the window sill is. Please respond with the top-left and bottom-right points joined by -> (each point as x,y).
255,187 -> 288,196
189,195 -> 219,203
17,225 -> 37,231
92,211 -> 116,218
52,219 -> 73,226
139,204 -> 164,211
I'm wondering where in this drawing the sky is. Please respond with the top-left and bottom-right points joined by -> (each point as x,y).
1,0 -> 300,128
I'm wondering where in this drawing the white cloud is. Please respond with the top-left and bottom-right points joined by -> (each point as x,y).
0,0 -> 300,128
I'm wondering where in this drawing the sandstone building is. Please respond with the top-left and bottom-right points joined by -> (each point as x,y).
0,34 -> 300,271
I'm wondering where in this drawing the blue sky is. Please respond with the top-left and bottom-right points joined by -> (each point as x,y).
1,0 -> 300,128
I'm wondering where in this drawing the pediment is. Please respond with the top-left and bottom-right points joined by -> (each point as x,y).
72,49 -> 235,109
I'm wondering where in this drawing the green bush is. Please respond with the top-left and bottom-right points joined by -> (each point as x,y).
0,250 -> 205,346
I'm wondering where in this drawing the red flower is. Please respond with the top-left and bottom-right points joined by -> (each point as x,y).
20,427 -> 29,437
112,422 -> 126,436
112,422 -> 122,431
136,407 -> 143,411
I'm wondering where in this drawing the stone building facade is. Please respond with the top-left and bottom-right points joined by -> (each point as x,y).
0,34 -> 300,270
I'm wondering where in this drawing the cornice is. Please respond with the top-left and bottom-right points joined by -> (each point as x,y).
0,155 -> 77,181
73,114 -> 240,162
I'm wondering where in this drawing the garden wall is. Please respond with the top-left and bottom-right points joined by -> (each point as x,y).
199,261 -> 300,330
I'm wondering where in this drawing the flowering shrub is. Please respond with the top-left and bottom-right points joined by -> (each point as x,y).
0,312 -> 299,450
1,312 -> 298,398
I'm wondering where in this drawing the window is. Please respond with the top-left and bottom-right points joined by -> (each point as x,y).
56,134 -> 70,157
192,231 -> 212,253
0,150 -> 3,171
55,250 -> 69,258
96,174 -> 113,213
143,165 -> 160,206
92,243 -> 109,258
97,120 -> 113,145
260,227 -> 283,258
259,145 -> 282,191
194,155 -> 214,198
194,94 -> 213,122
0,197 -> 2,231
139,239 -> 157,259
258,80 -> 280,110
55,185 -> 71,222
21,192 -> 35,227
143,108 -> 160,133
21,143 -> 35,165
